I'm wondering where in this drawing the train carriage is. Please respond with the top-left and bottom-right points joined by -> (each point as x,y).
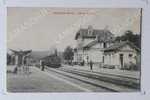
42,54 -> 61,68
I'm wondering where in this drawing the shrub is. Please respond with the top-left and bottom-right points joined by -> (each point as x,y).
123,62 -> 138,71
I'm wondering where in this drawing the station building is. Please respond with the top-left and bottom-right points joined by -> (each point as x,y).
73,25 -> 140,70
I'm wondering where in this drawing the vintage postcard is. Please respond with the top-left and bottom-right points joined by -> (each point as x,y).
6,7 -> 142,93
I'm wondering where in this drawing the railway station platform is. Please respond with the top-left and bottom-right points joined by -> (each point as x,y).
62,64 -> 140,79
7,65 -> 85,92
7,65 -> 140,92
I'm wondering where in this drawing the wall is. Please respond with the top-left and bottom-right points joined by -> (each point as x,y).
104,44 -> 139,69
85,49 -> 103,63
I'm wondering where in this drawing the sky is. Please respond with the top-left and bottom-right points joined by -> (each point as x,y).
7,8 -> 141,51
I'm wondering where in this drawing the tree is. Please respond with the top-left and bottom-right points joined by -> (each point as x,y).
63,46 -> 74,64
115,30 -> 141,48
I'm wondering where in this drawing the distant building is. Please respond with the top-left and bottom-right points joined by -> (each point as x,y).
73,25 -> 140,70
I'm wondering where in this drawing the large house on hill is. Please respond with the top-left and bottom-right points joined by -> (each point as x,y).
73,25 -> 140,70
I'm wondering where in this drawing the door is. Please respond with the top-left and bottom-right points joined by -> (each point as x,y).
119,54 -> 124,69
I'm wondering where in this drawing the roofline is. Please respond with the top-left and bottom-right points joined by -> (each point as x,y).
75,27 -> 113,40
104,41 -> 141,52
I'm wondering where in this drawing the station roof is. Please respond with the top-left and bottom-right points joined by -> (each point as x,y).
104,41 -> 140,52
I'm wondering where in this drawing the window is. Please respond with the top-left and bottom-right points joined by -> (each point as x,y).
104,42 -> 106,48
129,54 -> 133,57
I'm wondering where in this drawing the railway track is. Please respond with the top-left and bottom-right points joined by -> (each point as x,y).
60,67 -> 140,89
45,66 -> 139,92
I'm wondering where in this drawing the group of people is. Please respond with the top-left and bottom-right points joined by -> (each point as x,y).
81,60 -> 94,71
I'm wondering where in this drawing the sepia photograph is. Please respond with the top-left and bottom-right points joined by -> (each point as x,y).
7,7 -> 141,92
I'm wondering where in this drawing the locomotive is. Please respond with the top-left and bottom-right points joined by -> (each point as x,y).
41,54 -> 61,68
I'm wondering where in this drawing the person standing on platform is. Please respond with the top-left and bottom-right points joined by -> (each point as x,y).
89,60 -> 93,71
41,60 -> 45,71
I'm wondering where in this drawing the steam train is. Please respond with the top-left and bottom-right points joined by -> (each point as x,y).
41,54 -> 61,68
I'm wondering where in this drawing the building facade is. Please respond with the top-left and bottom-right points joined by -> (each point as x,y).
73,26 -> 140,70
103,41 -> 140,69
